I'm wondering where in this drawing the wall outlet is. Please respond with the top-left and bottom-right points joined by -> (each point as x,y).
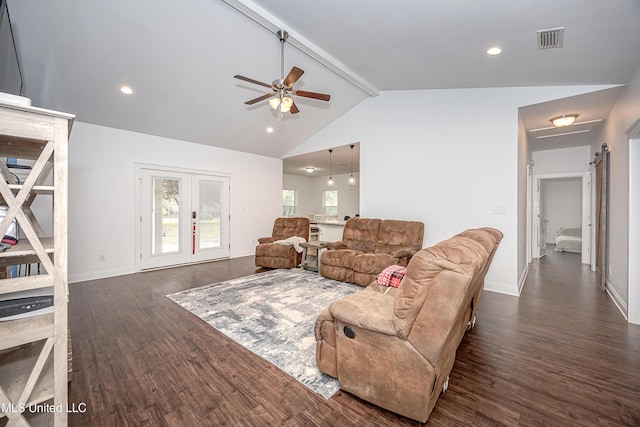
491,206 -> 507,215
99,254 -> 107,262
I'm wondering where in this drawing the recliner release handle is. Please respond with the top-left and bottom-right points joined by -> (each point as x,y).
343,325 -> 356,339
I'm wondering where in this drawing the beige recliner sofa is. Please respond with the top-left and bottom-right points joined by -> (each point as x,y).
255,217 -> 310,269
320,217 -> 424,286
314,228 -> 502,422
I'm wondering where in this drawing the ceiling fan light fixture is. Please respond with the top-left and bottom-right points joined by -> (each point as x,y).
279,96 -> 293,113
550,114 -> 578,127
281,96 -> 293,109
234,29 -> 331,116
269,97 -> 281,110
305,167 -> 314,173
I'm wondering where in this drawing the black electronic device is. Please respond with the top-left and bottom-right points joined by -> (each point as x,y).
0,287 -> 54,321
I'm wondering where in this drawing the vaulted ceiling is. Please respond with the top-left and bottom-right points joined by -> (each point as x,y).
7,0 -> 640,159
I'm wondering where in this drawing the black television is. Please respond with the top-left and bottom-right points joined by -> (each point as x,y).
0,0 -> 24,97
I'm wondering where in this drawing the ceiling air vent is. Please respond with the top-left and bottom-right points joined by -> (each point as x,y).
537,27 -> 565,49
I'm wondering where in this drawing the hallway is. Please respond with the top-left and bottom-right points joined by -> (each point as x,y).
443,247 -> 640,425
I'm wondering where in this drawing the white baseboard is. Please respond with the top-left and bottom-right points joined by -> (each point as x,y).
70,252 -> 256,284
517,265 -> 528,296
484,280 -> 519,296
69,266 -> 134,284
605,279 -> 628,320
230,249 -> 255,258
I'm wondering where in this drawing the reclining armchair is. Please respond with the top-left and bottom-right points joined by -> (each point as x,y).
315,228 -> 502,422
255,217 -> 310,269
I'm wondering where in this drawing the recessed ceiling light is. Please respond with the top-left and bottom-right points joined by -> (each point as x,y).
486,47 -> 502,56
305,167 -> 314,173
120,85 -> 133,95
266,127 -> 274,133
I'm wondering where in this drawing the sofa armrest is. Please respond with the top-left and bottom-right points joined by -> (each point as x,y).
392,248 -> 419,265
258,237 -> 275,244
325,241 -> 348,250
329,289 -> 396,336
314,307 -> 334,341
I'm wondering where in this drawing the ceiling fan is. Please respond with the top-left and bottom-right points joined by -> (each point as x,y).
234,30 -> 331,115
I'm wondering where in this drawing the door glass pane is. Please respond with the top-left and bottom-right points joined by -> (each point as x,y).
199,180 -> 222,249
152,177 -> 181,254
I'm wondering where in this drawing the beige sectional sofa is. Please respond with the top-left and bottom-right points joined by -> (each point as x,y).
314,227 -> 503,422
320,217 -> 424,286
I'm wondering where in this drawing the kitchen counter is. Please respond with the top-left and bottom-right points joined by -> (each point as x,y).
311,221 -> 346,242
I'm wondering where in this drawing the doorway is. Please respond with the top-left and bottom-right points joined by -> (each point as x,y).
531,173 -> 591,265
629,121 -> 640,324
136,166 -> 230,270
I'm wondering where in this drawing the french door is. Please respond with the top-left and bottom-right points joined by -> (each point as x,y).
139,168 -> 230,270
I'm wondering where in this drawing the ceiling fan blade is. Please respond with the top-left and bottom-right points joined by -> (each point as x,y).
234,75 -> 273,89
294,90 -> 331,102
245,93 -> 273,105
290,101 -> 300,114
284,66 -> 304,87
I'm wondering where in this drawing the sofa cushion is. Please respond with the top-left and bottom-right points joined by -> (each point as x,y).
352,253 -> 395,274
393,240 -> 482,340
342,218 -> 381,253
374,220 -> 424,256
271,217 -> 310,241
322,249 -> 362,268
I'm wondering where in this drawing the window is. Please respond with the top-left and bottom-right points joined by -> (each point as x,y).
282,189 -> 297,216
323,190 -> 338,217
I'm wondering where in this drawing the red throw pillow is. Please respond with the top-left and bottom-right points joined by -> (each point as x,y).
377,265 -> 406,288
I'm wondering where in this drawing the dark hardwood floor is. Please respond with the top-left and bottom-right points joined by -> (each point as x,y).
67,248 -> 640,426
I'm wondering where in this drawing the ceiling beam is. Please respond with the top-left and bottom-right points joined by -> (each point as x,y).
221,0 -> 380,97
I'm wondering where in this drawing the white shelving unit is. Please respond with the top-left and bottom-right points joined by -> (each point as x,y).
0,101 -> 73,426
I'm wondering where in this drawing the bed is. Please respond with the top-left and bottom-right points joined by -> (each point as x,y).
554,227 -> 582,253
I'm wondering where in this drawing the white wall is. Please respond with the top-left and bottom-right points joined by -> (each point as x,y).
283,174 -> 315,215
629,132 -> 640,324
532,145 -> 592,175
283,172 -> 360,219
286,85 -> 615,295
596,63 -> 640,318
542,178 -> 582,243
68,122 -> 282,283
517,114 -> 531,289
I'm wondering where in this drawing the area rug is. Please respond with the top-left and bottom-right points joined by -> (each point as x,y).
166,268 -> 361,399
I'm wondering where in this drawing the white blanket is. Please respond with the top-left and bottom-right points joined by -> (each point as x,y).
274,236 -> 307,253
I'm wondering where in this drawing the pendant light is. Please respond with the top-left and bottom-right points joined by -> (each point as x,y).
327,149 -> 335,186
348,144 -> 356,186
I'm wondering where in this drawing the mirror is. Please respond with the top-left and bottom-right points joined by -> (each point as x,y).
282,142 -> 359,223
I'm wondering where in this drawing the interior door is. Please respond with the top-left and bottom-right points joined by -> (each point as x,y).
537,179 -> 548,258
139,168 -> 230,270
